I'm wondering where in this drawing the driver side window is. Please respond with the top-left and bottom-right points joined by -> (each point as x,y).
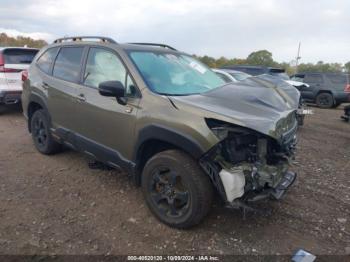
83,48 -> 126,89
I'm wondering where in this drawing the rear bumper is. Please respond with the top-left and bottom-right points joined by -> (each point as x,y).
334,92 -> 350,103
0,90 -> 22,105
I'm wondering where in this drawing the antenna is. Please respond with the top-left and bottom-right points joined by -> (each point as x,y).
295,42 -> 301,73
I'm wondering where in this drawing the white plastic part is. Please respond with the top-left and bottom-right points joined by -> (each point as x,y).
219,168 -> 246,202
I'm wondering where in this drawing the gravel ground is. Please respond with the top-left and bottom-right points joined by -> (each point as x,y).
0,105 -> 349,258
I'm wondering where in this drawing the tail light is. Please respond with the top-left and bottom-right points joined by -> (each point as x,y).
344,84 -> 350,93
22,70 -> 29,82
0,53 -> 20,73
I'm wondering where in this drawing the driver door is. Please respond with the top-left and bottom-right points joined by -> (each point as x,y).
75,47 -> 140,164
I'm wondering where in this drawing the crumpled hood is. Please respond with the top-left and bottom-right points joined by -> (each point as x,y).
170,79 -> 298,140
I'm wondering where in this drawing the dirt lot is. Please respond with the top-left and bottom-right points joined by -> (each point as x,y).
0,105 -> 349,258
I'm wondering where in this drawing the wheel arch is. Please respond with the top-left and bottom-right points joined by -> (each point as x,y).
132,124 -> 207,186
27,94 -> 49,132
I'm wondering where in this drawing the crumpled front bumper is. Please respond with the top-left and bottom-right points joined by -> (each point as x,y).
244,171 -> 297,202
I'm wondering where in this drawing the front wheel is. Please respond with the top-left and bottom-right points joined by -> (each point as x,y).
316,93 -> 334,108
30,109 -> 61,154
142,150 -> 213,228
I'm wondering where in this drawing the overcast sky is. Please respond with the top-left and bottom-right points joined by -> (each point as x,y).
0,0 -> 349,64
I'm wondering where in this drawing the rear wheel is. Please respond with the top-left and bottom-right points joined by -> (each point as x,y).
316,93 -> 334,108
30,109 -> 61,154
142,150 -> 213,228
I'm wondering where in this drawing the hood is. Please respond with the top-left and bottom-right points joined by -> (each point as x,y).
169,80 -> 298,140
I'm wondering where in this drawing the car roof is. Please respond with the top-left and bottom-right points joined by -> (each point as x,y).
0,47 -> 39,51
47,40 -> 183,54
222,65 -> 283,70
220,68 -> 250,74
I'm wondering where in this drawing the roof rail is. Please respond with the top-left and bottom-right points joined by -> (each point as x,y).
128,43 -> 177,51
53,36 -> 117,44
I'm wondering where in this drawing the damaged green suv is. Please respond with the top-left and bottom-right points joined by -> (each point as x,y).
22,36 -> 297,228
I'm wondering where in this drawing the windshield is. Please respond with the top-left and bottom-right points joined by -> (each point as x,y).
128,51 -> 225,95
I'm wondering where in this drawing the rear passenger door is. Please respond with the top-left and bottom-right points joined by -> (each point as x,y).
304,73 -> 324,99
75,47 -> 140,163
47,46 -> 85,137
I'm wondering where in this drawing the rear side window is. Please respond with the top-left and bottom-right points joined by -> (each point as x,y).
36,47 -> 59,74
3,48 -> 39,64
326,74 -> 347,84
53,47 -> 84,83
305,74 -> 323,83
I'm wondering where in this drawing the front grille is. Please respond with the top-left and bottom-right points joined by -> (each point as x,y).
275,112 -> 298,152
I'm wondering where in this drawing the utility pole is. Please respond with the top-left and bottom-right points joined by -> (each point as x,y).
295,42 -> 301,73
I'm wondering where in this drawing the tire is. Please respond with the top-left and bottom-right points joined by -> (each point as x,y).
297,115 -> 304,126
333,102 -> 341,108
142,149 -> 213,229
30,109 -> 61,155
315,93 -> 334,108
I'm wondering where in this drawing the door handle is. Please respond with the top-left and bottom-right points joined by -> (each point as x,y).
77,94 -> 86,102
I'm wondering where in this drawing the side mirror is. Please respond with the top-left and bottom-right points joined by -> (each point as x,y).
98,81 -> 126,104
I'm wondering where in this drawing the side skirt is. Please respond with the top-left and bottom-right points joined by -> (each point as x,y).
52,127 -> 136,176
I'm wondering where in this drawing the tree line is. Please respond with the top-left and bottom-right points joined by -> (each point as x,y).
0,33 -> 47,49
1,32 -> 349,74
194,50 -> 350,75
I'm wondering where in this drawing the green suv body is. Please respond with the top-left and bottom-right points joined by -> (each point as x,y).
22,37 -> 297,228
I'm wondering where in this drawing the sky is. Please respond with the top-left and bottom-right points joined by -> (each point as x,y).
0,0 -> 349,64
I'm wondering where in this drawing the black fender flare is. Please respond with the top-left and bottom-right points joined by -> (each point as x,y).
132,124 -> 207,185
133,124 -> 206,162
27,93 -> 50,132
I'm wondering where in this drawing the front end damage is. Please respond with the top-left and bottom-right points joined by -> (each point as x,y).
200,114 -> 298,208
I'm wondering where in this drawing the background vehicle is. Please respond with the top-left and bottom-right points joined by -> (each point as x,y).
212,69 -> 237,83
221,65 -> 289,79
213,68 -> 251,82
291,72 -> 350,108
0,47 -> 39,113
22,36 -> 297,228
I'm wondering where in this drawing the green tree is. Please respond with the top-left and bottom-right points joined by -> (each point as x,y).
344,62 -> 350,73
0,33 -> 47,48
246,50 -> 276,66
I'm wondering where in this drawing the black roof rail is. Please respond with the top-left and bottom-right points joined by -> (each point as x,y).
128,43 -> 177,51
53,36 -> 117,44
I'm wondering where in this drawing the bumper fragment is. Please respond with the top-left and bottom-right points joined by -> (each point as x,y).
243,171 -> 297,203
0,91 -> 22,105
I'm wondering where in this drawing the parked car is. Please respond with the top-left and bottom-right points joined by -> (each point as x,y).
0,47 -> 39,113
291,72 -> 350,108
213,68 -> 250,82
22,36 -> 298,228
220,65 -> 310,92
221,65 -> 290,79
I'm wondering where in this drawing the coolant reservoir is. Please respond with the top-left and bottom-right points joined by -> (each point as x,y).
219,168 -> 246,202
